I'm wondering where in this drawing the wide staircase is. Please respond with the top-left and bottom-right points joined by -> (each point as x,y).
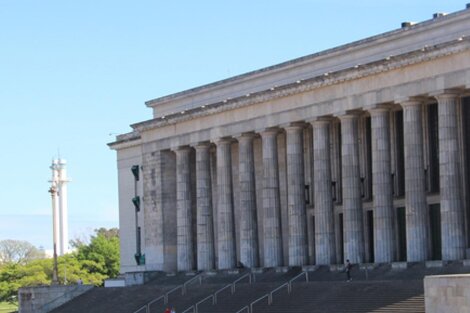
49,261 -> 470,313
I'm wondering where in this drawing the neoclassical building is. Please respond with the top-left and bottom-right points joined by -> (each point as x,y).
110,6 -> 470,274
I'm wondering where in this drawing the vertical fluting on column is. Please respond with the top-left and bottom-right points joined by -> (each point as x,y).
435,93 -> 466,260
175,146 -> 194,271
261,128 -> 283,267
370,108 -> 395,263
402,100 -> 428,262
216,138 -> 236,269
340,113 -> 365,264
285,124 -> 308,266
312,119 -> 336,265
238,133 -> 259,268
195,143 -> 215,270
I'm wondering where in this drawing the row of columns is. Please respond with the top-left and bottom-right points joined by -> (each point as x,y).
172,92 -> 466,271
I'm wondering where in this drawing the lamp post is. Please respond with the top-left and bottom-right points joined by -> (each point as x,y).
48,185 -> 59,285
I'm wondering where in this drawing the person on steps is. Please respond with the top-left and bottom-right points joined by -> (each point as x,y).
345,259 -> 352,282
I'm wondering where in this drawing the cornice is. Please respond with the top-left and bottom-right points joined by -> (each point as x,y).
108,131 -> 142,150
132,37 -> 470,133
145,7 -> 470,108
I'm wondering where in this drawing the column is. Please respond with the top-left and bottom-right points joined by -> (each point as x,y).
370,108 -> 395,263
195,143 -> 215,270
238,133 -> 259,268
435,93 -> 466,260
402,100 -> 428,261
261,128 -> 283,267
175,146 -> 194,271
340,113 -> 365,264
216,138 -> 236,269
312,118 -> 336,265
285,124 -> 308,266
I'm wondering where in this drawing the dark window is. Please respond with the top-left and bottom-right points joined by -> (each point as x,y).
429,204 -> 442,260
367,210 -> 374,263
363,116 -> 372,200
396,207 -> 407,261
395,111 -> 405,197
427,103 -> 440,193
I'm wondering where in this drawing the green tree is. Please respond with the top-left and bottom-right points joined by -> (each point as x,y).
75,228 -> 120,278
0,228 -> 119,303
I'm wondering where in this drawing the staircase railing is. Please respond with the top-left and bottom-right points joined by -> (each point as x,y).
231,273 -> 252,293
235,306 -> 249,313
250,294 -> 269,313
268,282 -> 289,304
195,294 -> 214,311
179,272 -> 253,313
133,305 -> 147,313
238,271 -> 309,313
132,273 -> 203,313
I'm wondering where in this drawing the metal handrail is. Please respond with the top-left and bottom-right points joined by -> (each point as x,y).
165,285 -> 183,303
183,274 -> 203,295
235,305 -> 249,313
195,294 -> 214,312
250,294 -> 269,313
231,273 -> 252,293
181,305 -> 195,313
146,295 -> 164,312
243,271 -> 309,313
289,271 -> 309,285
133,304 -> 148,313
144,273 -> 203,312
214,284 -> 232,304
268,282 -> 289,304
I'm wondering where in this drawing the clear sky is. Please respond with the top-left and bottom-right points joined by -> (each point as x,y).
0,0 -> 466,249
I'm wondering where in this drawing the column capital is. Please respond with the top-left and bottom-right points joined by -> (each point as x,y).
363,103 -> 393,112
283,122 -> 306,132
235,132 -> 257,141
172,145 -> 192,153
395,96 -> 426,108
309,116 -> 333,127
259,127 -> 280,137
368,106 -> 391,116
193,141 -> 212,150
429,89 -> 461,101
337,110 -> 362,121
213,137 -> 234,145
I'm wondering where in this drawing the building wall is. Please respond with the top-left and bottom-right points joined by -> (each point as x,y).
116,143 -> 143,273
110,6 -> 470,273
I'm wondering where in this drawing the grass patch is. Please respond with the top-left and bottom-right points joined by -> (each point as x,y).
0,302 -> 17,313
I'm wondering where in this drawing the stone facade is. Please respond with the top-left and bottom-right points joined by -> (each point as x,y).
110,6 -> 470,273
424,274 -> 470,313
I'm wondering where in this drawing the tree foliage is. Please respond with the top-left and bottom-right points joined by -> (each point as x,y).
0,228 -> 120,303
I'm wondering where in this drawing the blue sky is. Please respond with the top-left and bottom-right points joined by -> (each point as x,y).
0,0 -> 466,249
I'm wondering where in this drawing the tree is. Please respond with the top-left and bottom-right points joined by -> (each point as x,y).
0,228 -> 120,303
75,228 -> 120,278
0,240 -> 44,265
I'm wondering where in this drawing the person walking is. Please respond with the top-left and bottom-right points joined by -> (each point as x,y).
345,259 -> 352,282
